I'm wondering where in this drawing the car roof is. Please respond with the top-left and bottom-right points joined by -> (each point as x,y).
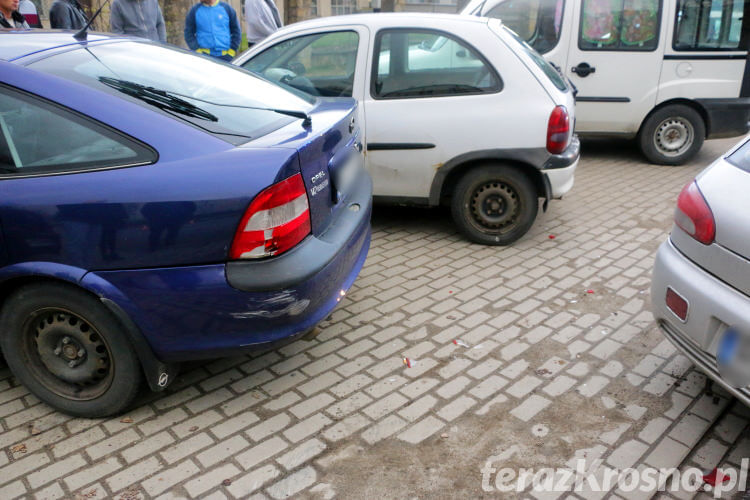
0,30 -> 127,62
281,12 -> 489,30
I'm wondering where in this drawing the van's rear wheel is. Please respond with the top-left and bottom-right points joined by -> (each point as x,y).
451,165 -> 538,245
638,104 -> 705,165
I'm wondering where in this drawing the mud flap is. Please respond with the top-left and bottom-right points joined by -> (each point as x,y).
100,297 -> 178,391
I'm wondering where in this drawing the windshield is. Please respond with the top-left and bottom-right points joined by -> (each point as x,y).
502,26 -> 568,92
28,41 -> 315,145
726,139 -> 750,173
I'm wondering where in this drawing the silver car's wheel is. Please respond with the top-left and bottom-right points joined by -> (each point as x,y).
654,116 -> 694,158
638,104 -> 705,166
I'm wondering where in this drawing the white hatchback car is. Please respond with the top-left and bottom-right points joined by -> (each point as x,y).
235,14 -> 579,245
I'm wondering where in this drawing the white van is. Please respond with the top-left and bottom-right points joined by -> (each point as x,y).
463,0 -> 750,164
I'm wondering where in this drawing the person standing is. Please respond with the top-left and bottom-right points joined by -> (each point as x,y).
110,0 -> 166,43
49,0 -> 87,29
244,0 -> 281,47
184,0 -> 241,61
0,0 -> 29,28
19,0 -> 41,27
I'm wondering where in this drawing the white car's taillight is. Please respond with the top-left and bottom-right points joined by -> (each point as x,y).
546,105 -> 570,155
674,181 -> 715,245
230,173 -> 311,259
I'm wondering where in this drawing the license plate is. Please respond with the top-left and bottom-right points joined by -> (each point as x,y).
717,327 -> 739,365
331,152 -> 363,202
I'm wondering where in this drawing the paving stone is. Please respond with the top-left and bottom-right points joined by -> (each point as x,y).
321,414 -> 370,442
276,439 -> 327,470
236,437 -> 289,470
226,465 -> 280,497
266,466 -> 316,499
397,416 -> 445,444
184,463 -> 240,497
509,395 -> 550,422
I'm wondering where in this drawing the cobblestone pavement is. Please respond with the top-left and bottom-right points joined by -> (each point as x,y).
0,138 -> 749,500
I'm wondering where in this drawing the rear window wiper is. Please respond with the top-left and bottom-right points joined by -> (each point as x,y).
161,91 -> 313,128
98,77 -> 219,122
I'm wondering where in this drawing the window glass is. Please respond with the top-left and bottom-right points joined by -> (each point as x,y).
373,30 -> 501,99
580,0 -> 660,51
674,0 -> 744,50
243,31 -> 359,97
727,139 -> 750,172
331,0 -> 356,15
0,87 -> 152,175
486,0 -> 565,54
31,42 -> 314,146
502,26 -> 569,91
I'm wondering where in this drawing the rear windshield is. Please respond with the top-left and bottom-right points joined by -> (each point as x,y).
502,25 -> 568,91
726,139 -> 750,172
28,41 -> 315,145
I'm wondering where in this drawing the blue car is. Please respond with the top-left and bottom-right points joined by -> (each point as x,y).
0,31 -> 372,417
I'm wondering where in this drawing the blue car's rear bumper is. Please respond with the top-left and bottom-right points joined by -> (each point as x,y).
86,175 -> 372,362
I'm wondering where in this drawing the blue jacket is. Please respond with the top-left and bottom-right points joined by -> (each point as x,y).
184,1 -> 240,58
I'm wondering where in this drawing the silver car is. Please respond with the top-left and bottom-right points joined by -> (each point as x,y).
651,137 -> 750,407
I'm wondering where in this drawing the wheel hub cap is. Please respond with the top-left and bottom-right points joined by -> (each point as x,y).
34,312 -> 110,386
471,181 -> 519,230
655,117 -> 694,157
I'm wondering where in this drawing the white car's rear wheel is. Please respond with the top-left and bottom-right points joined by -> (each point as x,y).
451,165 -> 538,245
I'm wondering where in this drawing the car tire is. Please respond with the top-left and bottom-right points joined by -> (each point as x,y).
638,104 -> 705,165
0,283 -> 142,418
451,165 -> 538,245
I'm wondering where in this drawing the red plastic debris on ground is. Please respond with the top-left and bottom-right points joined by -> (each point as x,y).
453,339 -> 470,348
703,468 -> 730,487
403,357 -> 417,368
586,289 -> 595,294
548,235 -> 556,239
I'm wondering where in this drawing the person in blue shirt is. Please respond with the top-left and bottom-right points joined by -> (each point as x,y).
184,0 -> 241,62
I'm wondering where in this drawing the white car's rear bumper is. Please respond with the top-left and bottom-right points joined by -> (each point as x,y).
544,161 -> 577,198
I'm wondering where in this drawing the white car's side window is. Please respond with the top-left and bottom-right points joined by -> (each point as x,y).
372,29 -> 502,99
243,31 -> 360,98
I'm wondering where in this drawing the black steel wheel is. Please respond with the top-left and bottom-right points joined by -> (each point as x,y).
451,165 -> 538,245
0,283 -> 142,417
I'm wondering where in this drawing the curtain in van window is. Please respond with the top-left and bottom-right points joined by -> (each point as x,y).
580,0 -> 659,50
620,0 -> 659,47
581,0 -> 622,46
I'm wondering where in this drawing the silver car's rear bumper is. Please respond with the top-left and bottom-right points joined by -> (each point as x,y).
652,238 -> 750,407
658,321 -> 750,406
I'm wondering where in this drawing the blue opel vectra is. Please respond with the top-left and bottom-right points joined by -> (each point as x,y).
0,31 -> 372,417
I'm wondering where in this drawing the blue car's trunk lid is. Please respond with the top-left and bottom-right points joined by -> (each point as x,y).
248,98 -> 363,237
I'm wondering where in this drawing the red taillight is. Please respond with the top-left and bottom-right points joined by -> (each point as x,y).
665,287 -> 688,321
674,181 -> 715,245
230,173 -> 311,259
546,105 -> 570,154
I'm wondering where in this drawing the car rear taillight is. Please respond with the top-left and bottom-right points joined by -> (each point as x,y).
674,181 -> 715,245
230,173 -> 311,259
546,105 -> 570,154
665,287 -> 688,321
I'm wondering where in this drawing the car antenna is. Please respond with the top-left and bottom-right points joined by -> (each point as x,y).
73,0 -> 110,42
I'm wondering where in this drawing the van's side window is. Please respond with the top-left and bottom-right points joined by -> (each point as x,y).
579,0 -> 661,51
485,0 -> 565,54
673,0 -> 743,50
